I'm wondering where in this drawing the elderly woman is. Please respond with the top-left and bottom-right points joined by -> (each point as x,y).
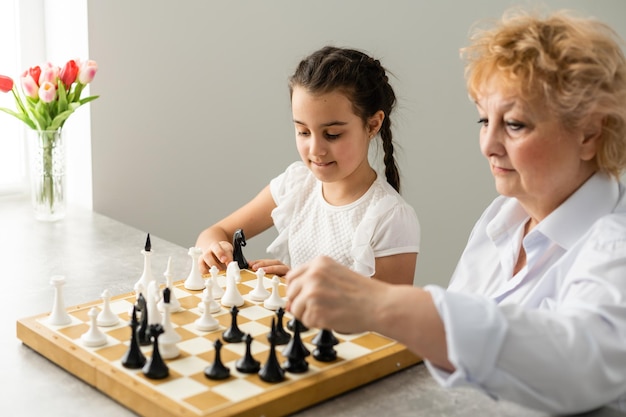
285,9 -> 626,414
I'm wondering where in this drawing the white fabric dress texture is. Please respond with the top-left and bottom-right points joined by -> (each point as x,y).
267,161 -> 420,277
425,172 -> 626,414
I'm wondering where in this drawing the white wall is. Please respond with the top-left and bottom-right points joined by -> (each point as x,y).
86,0 -> 626,287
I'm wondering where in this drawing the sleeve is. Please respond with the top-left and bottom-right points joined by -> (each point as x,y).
423,218 -> 626,414
351,194 -> 420,277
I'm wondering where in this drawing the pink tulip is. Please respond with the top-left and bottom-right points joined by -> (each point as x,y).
38,81 -> 57,103
27,66 -> 41,86
77,60 -> 98,84
39,63 -> 59,85
60,60 -> 78,89
20,70 -> 39,99
0,75 -> 13,93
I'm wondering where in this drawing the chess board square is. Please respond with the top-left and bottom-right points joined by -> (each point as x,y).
237,305 -> 275,321
183,389 -> 230,412
334,341 -> 371,360
169,310 -> 200,326
350,332 -> 395,350
177,335 -> 215,356
95,343 -> 128,362
58,323 -> 89,339
239,320 -> 273,339
211,378 -> 266,402
167,355 -> 210,377
105,325 -> 133,342
151,375 -> 208,400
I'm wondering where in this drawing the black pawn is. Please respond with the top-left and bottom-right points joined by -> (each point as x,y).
282,318 -> 310,373
205,339 -> 231,380
258,318 -> 285,382
272,308 -> 291,345
136,293 -> 151,346
223,306 -> 245,343
312,329 -> 339,362
121,305 -> 146,369
142,324 -> 169,379
287,317 -> 308,333
236,334 -> 261,373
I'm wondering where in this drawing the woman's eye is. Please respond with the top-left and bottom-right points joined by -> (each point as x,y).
296,130 -> 310,136
477,118 -> 488,127
506,121 -> 525,131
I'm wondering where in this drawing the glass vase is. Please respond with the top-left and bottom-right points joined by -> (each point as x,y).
26,129 -> 67,221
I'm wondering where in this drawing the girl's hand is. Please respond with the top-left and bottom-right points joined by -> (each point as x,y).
199,241 -> 234,274
249,259 -> 291,277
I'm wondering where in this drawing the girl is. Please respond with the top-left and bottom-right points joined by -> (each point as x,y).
196,46 -> 420,285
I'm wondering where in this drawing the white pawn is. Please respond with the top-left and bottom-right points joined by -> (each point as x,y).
97,289 -> 120,327
47,275 -> 72,326
81,307 -> 107,347
159,288 -> 181,359
227,260 -> 242,284
195,288 -> 220,331
221,261 -> 244,307
158,257 -> 181,313
197,283 -> 221,313
264,276 -> 286,310
184,247 -> 205,290
147,281 -> 162,325
208,265 -> 224,299
249,268 -> 270,301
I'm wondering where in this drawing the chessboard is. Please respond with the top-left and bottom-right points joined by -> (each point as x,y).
16,269 -> 422,417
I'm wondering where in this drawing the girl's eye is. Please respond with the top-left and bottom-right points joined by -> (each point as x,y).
325,132 -> 341,140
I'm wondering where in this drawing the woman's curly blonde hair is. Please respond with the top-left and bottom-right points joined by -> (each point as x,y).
461,8 -> 626,178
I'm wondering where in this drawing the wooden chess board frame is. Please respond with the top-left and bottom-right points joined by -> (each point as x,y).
16,271 -> 422,417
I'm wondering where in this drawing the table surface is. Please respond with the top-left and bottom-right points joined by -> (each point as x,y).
2,195 -> 624,417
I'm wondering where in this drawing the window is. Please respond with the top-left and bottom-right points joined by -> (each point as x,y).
0,0 -> 26,194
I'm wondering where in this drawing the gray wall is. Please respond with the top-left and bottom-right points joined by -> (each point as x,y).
87,0 -> 626,287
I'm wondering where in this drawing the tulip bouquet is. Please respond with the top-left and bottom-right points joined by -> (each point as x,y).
0,59 -> 99,220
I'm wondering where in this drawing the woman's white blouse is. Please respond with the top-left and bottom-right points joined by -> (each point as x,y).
267,161 -> 420,276
425,172 -> 626,413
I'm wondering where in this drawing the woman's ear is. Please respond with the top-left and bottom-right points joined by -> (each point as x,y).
580,115 -> 604,161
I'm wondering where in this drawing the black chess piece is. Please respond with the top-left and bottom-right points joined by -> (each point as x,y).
282,317 -> 310,373
232,229 -> 249,269
205,339 -> 231,380
142,324 -> 169,379
121,304 -> 146,369
136,293 -> 151,346
312,329 -> 339,362
272,308 -> 291,345
258,318 -> 285,382
287,317 -> 308,333
236,334 -> 261,373
222,306 -> 245,343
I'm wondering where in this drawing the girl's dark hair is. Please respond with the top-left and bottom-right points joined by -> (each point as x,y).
289,46 -> 401,192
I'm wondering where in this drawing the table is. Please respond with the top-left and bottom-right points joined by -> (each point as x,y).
2,195 -> 623,417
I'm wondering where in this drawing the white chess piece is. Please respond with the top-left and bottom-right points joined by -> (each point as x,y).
221,262 -> 244,307
197,283 -> 221,313
134,246 -> 155,293
249,268 -> 270,301
158,288 -> 181,359
158,257 -> 181,313
208,265 -> 224,299
263,276 -> 286,310
81,307 -> 107,347
147,281 -> 162,325
47,275 -> 72,326
195,288 -> 220,331
227,261 -> 242,284
184,247 -> 205,290
97,289 -> 120,327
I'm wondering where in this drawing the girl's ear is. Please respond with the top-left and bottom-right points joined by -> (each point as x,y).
367,110 -> 385,138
